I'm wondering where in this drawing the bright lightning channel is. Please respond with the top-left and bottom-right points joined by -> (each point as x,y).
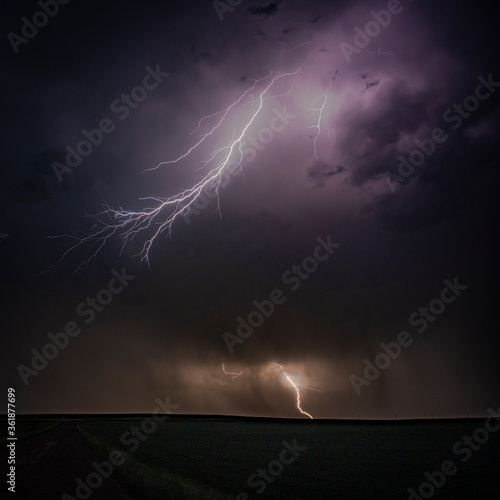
222,362 -> 242,381
44,62 -> 311,274
272,363 -> 321,419
307,79 -> 334,162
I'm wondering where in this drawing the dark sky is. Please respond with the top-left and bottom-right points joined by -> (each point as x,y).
1,0 -> 499,418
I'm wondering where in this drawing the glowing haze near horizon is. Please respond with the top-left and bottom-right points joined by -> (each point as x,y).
1,0 -> 499,418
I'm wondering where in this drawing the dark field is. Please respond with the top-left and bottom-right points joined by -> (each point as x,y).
9,416 -> 500,499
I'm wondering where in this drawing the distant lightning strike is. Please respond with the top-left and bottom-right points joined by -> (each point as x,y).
272,363 -> 321,419
46,62 -> 311,274
286,373 -> 314,419
222,362 -> 242,381
308,79 -> 333,162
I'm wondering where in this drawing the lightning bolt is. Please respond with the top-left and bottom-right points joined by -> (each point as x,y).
272,363 -> 321,419
285,373 -> 314,419
222,362 -> 242,381
288,40 -> 317,52
44,61 -> 312,274
308,79 -> 333,162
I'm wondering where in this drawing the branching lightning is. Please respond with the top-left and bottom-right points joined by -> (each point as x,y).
288,40 -> 317,52
307,79 -> 333,162
44,61 -> 314,274
222,362 -> 242,381
272,363 -> 321,419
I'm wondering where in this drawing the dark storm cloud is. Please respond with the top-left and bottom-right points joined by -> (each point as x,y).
306,162 -> 346,187
247,2 -> 280,19
2,0 -> 499,418
310,14 -> 323,25
358,80 -> 500,230
363,78 -> 380,93
365,132 -> 500,231
13,148 -> 85,202
337,78 -> 439,186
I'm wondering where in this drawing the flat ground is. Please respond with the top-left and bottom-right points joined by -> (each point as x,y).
7,417 -> 500,499
12,421 -> 133,500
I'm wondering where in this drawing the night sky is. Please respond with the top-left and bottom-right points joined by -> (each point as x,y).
1,0 -> 499,418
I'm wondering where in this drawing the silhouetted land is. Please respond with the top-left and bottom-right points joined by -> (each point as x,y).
4,415 -> 500,499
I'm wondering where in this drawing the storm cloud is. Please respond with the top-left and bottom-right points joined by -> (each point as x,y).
1,0 -> 499,419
